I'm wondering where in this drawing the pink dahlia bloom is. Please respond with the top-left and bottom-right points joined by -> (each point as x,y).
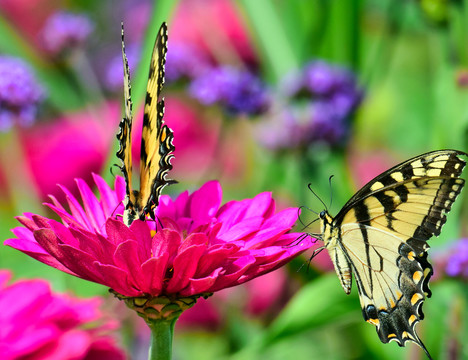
6,175 -> 313,298
0,270 -> 125,360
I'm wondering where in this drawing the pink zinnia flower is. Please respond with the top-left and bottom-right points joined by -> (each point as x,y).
6,175 -> 313,299
0,270 -> 125,360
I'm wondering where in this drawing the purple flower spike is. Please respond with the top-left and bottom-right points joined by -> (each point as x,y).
165,43 -> 210,83
304,61 -> 338,96
6,175 -> 314,298
189,66 -> 270,116
444,238 -> 468,278
41,11 -> 93,56
0,56 -> 45,132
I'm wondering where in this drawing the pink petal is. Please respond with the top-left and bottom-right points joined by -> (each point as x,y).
261,207 -> 298,230
243,192 -> 274,218
93,262 -> 142,297
189,180 -> 221,221
105,218 -> 134,246
180,268 -> 223,296
140,254 -> 169,295
92,174 -> 119,217
196,243 -> 239,277
57,184 -> 93,230
166,242 -> 207,293
152,229 -> 181,259
210,255 -> 256,291
75,178 -> 105,230
113,240 -> 145,289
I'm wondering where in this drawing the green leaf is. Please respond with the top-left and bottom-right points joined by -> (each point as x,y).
261,274 -> 359,345
237,0 -> 300,83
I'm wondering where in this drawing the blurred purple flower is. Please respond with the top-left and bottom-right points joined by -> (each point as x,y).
304,61 -> 337,96
257,102 -> 349,150
258,60 -> 363,149
41,11 -> 93,57
189,66 -> 270,116
445,238 -> 468,278
0,56 -> 45,132
104,44 -> 141,92
166,43 -> 210,83
0,270 -> 125,360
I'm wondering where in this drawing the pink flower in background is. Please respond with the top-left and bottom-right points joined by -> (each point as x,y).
0,270 -> 125,360
178,268 -> 288,329
6,175 -> 313,298
20,101 -> 120,200
349,150 -> 395,188
171,0 -> 257,65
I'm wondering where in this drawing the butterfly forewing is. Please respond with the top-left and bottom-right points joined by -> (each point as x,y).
116,23 -> 135,206
321,149 -> 467,359
139,22 -> 175,219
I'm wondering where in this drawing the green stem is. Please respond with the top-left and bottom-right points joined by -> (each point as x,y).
147,317 -> 178,360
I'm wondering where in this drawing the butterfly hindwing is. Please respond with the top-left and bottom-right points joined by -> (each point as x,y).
116,22 -> 175,226
320,149 -> 466,359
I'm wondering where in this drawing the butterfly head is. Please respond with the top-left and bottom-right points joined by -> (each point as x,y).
318,210 -> 336,243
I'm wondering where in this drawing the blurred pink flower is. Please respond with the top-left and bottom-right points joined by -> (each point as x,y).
0,270 -> 125,360
6,175 -> 313,298
349,150 -> 395,188
171,0 -> 257,65
0,0 -> 59,45
178,267 -> 288,329
20,101 -> 120,200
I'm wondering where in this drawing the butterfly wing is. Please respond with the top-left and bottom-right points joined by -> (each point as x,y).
116,23 -> 136,209
330,150 -> 466,357
138,22 -> 175,220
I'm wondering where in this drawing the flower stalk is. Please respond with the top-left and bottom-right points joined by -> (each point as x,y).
111,290 -> 212,360
147,316 -> 177,360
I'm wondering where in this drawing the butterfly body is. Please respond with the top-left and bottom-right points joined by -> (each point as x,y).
316,149 -> 467,359
117,22 -> 175,226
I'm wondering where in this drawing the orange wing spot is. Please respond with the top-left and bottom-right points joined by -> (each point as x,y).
389,298 -> 396,308
402,331 -> 409,339
413,271 -> 423,282
367,318 -> 380,327
387,333 -> 397,339
411,293 -> 423,305
409,315 -> 417,325
407,251 -> 415,261
395,290 -> 403,300
160,129 -> 167,141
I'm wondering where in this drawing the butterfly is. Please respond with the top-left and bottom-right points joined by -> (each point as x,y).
312,149 -> 466,359
116,22 -> 175,226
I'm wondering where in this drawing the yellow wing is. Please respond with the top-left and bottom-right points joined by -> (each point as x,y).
139,22 -> 175,221
116,22 -> 175,226
322,149 -> 466,359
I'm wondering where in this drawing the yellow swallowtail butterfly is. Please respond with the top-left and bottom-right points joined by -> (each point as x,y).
116,22 -> 175,226
313,149 -> 466,359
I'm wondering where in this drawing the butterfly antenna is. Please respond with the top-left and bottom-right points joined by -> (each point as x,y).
328,175 -> 334,210
307,183 -> 328,211
297,205 -> 317,227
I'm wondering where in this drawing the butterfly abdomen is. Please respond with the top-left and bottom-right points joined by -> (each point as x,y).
320,211 -> 353,294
